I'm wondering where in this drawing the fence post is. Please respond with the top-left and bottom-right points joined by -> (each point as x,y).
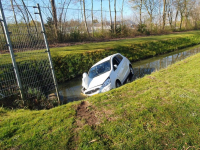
0,1 -> 24,100
35,4 -> 60,104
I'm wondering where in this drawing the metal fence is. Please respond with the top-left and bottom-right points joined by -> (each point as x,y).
0,2 -> 59,102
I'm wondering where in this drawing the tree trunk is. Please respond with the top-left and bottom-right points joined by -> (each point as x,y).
180,12 -> 183,29
101,0 -> 103,32
91,0 -> 94,37
109,0 -> 112,31
83,0 -> 90,36
175,10 -> 178,29
184,0 -> 187,28
140,0 -> 142,25
63,1 -> 72,23
114,0 -> 116,34
50,0 -> 58,38
167,6 -> 173,29
121,0 -> 124,26
162,0 -> 166,30
59,0 -> 69,31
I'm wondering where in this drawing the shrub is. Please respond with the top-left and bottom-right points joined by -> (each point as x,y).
14,88 -> 58,110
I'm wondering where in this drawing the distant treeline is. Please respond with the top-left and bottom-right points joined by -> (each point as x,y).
2,0 -> 200,44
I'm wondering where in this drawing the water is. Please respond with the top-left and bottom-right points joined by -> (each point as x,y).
58,45 -> 200,103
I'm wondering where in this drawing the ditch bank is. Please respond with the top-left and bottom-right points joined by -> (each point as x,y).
53,35 -> 200,82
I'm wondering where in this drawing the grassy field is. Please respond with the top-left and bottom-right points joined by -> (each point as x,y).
1,51 -> 200,149
50,31 -> 200,56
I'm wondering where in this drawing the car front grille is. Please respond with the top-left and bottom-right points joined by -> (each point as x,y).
85,88 -> 100,95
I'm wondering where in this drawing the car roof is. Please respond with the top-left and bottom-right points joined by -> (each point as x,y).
91,53 -> 121,67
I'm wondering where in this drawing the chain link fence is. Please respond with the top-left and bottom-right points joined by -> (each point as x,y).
0,2 -> 59,102
0,23 -> 19,99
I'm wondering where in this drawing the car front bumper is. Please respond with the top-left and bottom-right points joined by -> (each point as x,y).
82,83 -> 112,96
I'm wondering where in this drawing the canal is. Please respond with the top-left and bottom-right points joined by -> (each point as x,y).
58,45 -> 200,103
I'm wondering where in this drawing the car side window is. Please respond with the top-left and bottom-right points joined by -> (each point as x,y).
112,57 -> 120,70
113,57 -> 119,66
116,55 -> 123,63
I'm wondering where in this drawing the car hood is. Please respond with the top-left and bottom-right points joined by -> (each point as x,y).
88,71 -> 110,89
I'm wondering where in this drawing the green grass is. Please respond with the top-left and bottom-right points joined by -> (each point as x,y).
50,30 -> 200,56
1,51 -> 200,149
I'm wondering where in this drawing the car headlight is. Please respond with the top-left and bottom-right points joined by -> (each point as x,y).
102,77 -> 111,88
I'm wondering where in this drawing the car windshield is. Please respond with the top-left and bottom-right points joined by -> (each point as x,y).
88,60 -> 111,78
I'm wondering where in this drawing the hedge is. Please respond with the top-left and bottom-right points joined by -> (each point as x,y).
52,35 -> 200,82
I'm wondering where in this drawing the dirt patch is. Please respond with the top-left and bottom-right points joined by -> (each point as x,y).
76,101 -> 97,126
147,76 -> 156,80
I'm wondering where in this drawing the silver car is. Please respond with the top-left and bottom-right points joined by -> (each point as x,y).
82,53 -> 133,96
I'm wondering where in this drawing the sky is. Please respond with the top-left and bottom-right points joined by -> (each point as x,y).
2,0 -> 139,24
16,0 -> 135,22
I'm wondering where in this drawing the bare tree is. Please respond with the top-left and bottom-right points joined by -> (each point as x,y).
162,0 -> 166,29
10,0 -> 18,25
58,0 -> 72,34
13,0 -> 37,46
114,0 -> 116,34
166,0 -> 174,29
143,0 -> 158,29
21,0 -> 38,36
190,1 -> 200,29
63,0 -> 72,23
139,0 -> 143,24
59,0 -> 69,24
14,0 -> 27,24
91,0 -> 94,36
83,0 -> 90,36
121,0 -> 125,26
50,0 -> 58,37
109,0 -> 112,30
101,0 -> 103,32
130,0 -> 143,25
174,9 -> 178,28
184,0 -> 196,29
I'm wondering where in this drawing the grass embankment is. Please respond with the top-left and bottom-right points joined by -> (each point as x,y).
1,52 -> 200,149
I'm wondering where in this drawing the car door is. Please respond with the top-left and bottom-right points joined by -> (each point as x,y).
115,54 -> 127,82
112,56 -> 123,82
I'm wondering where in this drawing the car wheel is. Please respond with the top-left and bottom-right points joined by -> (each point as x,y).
129,65 -> 134,75
116,80 -> 122,88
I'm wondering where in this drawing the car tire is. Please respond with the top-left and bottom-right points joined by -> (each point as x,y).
129,65 -> 134,75
116,80 -> 122,88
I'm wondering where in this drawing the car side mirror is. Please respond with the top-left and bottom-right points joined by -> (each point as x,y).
114,64 -> 118,70
82,72 -> 89,89
83,72 -> 88,78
